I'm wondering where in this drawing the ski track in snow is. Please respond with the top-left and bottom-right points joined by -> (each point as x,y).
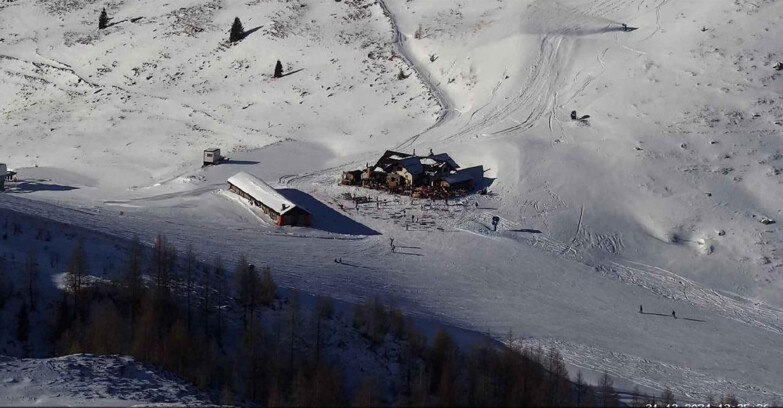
605,260 -> 783,335
376,0 -> 456,152
511,337 -> 783,404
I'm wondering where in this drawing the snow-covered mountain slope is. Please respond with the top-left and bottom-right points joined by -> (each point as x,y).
3,0 -> 783,404
0,354 -> 212,406
0,0 -> 438,191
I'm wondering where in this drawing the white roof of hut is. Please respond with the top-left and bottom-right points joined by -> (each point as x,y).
227,172 -> 303,215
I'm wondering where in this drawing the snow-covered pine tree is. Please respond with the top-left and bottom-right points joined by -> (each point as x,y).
99,8 -> 109,30
229,17 -> 244,42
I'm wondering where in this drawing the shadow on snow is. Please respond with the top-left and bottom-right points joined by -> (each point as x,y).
278,188 -> 380,236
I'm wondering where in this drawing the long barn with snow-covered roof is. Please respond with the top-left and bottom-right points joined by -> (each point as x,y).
227,172 -> 311,227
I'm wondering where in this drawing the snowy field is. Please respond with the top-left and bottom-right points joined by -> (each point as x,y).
3,0 -> 783,404
0,354 -> 213,406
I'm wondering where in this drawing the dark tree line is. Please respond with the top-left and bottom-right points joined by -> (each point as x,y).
0,227 -> 698,407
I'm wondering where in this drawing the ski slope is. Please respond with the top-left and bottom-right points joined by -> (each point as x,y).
3,0 -> 783,403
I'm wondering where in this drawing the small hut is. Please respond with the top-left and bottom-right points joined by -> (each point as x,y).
203,148 -> 223,166
341,170 -> 362,186
227,172 -> 311,226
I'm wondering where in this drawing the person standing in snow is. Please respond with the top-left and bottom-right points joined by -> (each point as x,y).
672,310 -> 677,319
639,305 -> 643,314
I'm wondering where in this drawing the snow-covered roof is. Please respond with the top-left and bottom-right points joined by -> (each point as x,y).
399,157 -> 423,175
429,153 -> 459,169
227,172 -> 305,215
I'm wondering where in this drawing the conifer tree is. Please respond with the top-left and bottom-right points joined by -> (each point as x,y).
16,302 -> 30,343
99,8 -> 109,30
259,266 -> 277,307
86,299 -> 125,355
274,60 -> 283,78
214,257 -> 227,343
229,17 -> 244,42
0,258 -> 10,309
65,242 -> 88,314
183,245 -> 196,331
122,236 -> 144,323
24,251 -> 38,311
597,370 -> 619,407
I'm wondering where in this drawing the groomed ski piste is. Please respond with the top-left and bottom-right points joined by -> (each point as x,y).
2,0 -> 783,404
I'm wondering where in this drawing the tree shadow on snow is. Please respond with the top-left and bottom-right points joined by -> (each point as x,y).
241,26 -> 263,40
281,68 -> 305,78
277,189 -> 380,236
106,19 -> 128,28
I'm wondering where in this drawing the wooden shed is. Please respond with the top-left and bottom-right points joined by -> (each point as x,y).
227,172 -> 311,226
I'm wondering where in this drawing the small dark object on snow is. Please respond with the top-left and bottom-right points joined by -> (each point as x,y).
491,216 -> 500,231
672,311 -> 677,319
620,24 -> 638,32
701,26 -> 707,32
639,305 -> 643,313
774,62 -> 783,71
571,110 -> 591,121
760,218 -> 775,225
274,60 -> 284,78
99,8 -> 109,30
